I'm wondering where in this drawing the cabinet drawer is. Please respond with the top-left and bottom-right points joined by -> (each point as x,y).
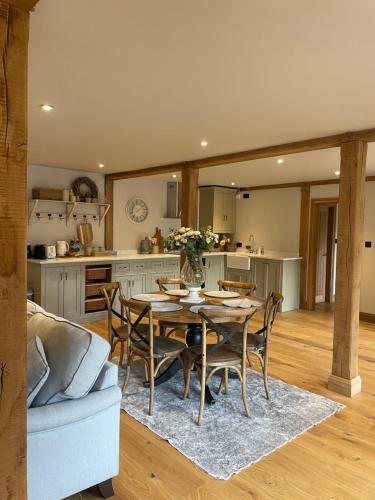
85,283 -> 108,297
150,261 -> 164,273
131,262 -> 146,273
115,262 -> 130,274
86,267 -> 111,281
85,297 -> 106,312
165,259 -> 179,270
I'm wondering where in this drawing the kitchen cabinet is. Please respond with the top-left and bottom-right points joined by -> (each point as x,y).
199,186 -> 236,234
43,265 -> 81,319
225,256 -> 300,312
203,255 -> 225,290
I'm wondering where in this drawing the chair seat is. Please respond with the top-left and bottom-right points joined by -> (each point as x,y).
113,324 -> 128,339
133,335 -> 186,357
159,320 -> 188,330
190,344 -> 241,366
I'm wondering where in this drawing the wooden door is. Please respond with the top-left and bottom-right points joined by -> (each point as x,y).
63,266 -> 82,320
315,207 -> 329,303
44,266 -> 64,315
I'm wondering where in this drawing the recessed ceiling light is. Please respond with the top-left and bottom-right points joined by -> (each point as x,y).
172,174 -> 177,178
98,163 -> 104,168
231,182 -> 236,186
277,158 -> 284,164
334,171 -> 340,176
40,104 -> 54,112
201,140 -> 208,147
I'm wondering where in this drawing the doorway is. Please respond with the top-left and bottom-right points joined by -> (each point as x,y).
307,198 -> 339,311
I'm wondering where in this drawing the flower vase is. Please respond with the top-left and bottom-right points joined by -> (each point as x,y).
180,252 -> 206,303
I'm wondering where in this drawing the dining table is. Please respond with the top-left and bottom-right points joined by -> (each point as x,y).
127,290 -> 264,404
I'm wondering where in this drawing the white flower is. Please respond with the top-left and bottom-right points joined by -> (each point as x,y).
179,227 -> 186,234
181,238 -> 187,244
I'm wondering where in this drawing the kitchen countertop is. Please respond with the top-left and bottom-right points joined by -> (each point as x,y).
27,251 -> 301,265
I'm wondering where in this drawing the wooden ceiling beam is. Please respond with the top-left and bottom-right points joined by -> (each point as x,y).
105,128 -> 375,181
6,0 -> 38,10
238,175 -> 375,192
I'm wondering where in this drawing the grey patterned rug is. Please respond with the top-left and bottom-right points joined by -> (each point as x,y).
119,362 -> 343,480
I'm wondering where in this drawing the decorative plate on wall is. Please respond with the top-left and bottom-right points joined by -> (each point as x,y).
126,196 -> 149,224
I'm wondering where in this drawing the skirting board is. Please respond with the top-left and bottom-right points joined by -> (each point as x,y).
327,374 -> 362,397
359,311 -> 375,324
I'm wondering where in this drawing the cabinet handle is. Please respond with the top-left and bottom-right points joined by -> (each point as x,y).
65,272 -> 68,280
60,272 -> 63,281
132,279 -> 134,286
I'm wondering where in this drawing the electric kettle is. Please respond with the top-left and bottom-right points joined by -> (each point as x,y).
56,240 -> 69,257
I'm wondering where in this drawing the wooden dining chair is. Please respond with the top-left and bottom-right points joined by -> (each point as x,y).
218,279 -> 257,296
156,277 -> 188,339
183,306 -> 258,425
101,282 -> 128,366
228,291 -> 284,399
121,298 -> 187,416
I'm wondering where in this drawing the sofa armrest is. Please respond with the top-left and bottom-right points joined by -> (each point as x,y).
91,361 -> 118,392
28,385 -> 121,434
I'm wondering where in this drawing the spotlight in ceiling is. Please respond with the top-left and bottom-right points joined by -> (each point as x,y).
334,171 -> 340,176
277,158 -> 284,164
98,163 -> 104,168
172,174 -> 177,178
231,182 -> 236,186
200,140 -> 208,147
40,104 -> 54,112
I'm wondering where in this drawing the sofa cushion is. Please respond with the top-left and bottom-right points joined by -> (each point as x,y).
27,312 -> 110,406
27,300 -> 45,319
27,336 -> 50,408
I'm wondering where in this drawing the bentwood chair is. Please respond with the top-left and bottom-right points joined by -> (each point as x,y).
121,298 -> 187,416
229,291 -> 284,399
183,306 -> 258,425
156,277 -> 188,338
218,279 -> 257,296
101,282 -> 128,366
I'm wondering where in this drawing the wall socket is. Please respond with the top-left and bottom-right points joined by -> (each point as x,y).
365,241 -> 372,248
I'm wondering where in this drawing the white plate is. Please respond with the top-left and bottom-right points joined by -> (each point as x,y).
190,305 -> 227,314
222,298 -> 262,308
132,294 -> 170,302
151,302 -> 183,312
204,290 -> 240,299
165,289 -> 189,297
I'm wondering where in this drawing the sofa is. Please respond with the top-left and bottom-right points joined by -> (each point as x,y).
26,300 -> 122,500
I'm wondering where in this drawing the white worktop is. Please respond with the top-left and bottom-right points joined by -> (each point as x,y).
27,250 -> 301,265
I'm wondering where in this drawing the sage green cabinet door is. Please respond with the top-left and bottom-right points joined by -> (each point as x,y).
204,256 -> 224,291
112,276 -> 129,314
225,268 -> 251,295
127,274 -> 146,297
44,266 -> 64,315
251,260 -> 267,300
63,266 -> 82,320
265,262 -> 281,296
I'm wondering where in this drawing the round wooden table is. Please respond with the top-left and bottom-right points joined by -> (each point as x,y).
128,291 -> 264,404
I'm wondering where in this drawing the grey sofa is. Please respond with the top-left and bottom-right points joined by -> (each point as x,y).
27,301 -> 122,500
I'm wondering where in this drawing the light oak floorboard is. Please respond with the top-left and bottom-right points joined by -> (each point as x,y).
69,307 -> 375,499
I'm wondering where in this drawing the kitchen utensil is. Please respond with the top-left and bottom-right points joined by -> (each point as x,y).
150,302 -> 183,312
165,289 -> 189,297
204,290 -> 240,298
132,294 -> 170,302
44,245 -> 56,259
77,222 -> 93,246
56,240 -> 69,257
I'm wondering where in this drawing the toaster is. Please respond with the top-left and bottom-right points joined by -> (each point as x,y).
45,245 -> 57,259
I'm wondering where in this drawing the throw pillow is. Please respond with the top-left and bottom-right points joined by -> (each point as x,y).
27,336 -> 50,408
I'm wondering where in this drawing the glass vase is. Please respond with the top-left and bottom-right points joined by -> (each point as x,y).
180,252 -> 206,303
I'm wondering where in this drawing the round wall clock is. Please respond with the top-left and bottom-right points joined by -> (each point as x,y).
125,196 -> 149,224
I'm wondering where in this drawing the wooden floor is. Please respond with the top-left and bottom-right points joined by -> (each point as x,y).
72,307 -> 375,500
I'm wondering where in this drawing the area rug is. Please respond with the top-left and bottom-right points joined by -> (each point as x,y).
118,362 -> 343,480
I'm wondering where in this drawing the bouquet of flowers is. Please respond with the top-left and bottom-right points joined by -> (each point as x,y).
165,227 -> 219,296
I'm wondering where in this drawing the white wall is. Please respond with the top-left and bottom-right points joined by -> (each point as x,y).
27,165 -> 105,247
235,187 -> 301,253
113,178 -> 180,251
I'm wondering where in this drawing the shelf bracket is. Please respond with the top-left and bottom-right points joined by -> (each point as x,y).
66,202 -> 77,225
28,199 -> 39,225
99,204 -> 110,226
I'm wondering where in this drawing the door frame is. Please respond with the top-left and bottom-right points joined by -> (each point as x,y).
306,197 -> 338,310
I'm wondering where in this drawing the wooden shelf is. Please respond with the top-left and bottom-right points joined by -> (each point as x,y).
28,199 -> 110,226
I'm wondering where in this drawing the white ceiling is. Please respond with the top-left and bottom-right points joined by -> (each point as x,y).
28,0 -> 375,185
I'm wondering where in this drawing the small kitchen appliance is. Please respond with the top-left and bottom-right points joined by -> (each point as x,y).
56,240 -> 69,257
45,245 -> 57,259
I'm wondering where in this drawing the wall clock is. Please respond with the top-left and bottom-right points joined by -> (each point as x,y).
125,196 -> 149,224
